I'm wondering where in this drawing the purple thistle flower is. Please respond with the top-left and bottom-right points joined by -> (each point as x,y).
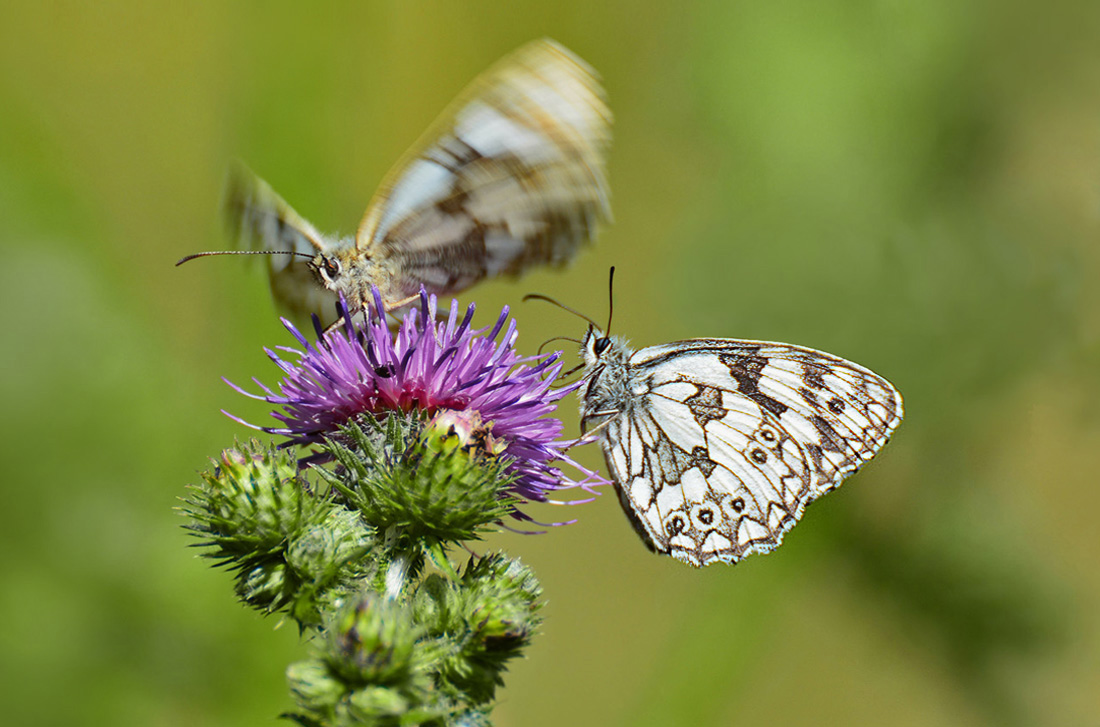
227,289 -> 605,523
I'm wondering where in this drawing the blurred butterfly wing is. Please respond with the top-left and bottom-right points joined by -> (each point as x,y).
608,340 -> 902,566
224,162 -> 339,323
356,38 -> 612,302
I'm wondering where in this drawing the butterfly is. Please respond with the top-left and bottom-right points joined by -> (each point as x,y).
183,39 -> 612,325
537,279 -> 903,567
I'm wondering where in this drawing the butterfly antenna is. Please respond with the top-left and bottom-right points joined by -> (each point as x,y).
175,250 -> 316,266
537,335 -> 583,356
522,293 -> 602,331
606,266 -> 615,336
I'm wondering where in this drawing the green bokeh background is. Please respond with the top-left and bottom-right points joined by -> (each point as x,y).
2,2 -> 1098,725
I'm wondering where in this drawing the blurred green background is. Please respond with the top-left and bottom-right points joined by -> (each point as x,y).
2,1 -> 1098,725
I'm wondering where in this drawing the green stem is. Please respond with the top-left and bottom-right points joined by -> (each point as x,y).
381,525 -> 412,599
384,551 -> 411,599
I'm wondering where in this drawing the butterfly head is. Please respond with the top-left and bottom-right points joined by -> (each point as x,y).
305,246 -> 388,310
581,326 -> 615,366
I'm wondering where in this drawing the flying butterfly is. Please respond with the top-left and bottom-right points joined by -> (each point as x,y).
179,39 -> 611,324
529,271 -> 903,567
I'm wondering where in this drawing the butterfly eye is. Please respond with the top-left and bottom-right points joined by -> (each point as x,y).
593,337 -> 612,356
317,256 -> 341,284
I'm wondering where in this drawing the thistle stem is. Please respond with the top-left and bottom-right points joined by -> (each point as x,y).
382,525 -> 412,599
384,550 -> 411,599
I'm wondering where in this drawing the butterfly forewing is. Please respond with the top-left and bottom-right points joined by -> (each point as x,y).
635,340 -> 901,485
223,162 -> 345,321
584,336 -> 902,567
354,38 -> 612,303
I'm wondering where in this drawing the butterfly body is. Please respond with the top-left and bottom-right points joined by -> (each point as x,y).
578,328 -> 903,567
224,39 -> 611,325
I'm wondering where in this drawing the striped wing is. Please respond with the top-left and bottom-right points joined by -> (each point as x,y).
355,38 -> 612,301
223,161 -> 343,321
604,339 -> 902,566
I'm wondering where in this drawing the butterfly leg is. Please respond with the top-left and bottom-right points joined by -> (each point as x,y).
580,410 -> 619,435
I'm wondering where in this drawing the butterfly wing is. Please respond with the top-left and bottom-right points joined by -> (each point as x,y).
224,162 -> 343,322
601,339 -> 902,566
355,38 -> 612,302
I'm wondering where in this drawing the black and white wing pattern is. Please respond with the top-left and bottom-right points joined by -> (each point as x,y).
579,334 -> 903,567
354,37 -> 612,304
220,39 -> 610,325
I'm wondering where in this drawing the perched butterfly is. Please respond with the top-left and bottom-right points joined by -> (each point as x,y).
531,275 -> 903,567
181,39 -> 611,324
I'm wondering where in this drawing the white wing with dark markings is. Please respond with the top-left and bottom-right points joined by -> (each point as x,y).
580,332 -> 902,567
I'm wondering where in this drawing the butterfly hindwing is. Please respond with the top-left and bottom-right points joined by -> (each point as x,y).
595,358 -> 813,566
355,38 -> 612,303
583,335 -> 902,567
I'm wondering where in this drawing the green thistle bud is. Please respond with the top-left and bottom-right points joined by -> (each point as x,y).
286,658 -> 345,715
184,441 -> 316,559
416,553 -> 543,705
235,560 -> 290,611
287,658 -> 440,727
317,414 -> 518,546
344,686 -> 411,723
461,554 -> 542,645
183,441 -> 372,620
326,593 -> 423,686
284,509 -> 375,625
453,555 -> 542,703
